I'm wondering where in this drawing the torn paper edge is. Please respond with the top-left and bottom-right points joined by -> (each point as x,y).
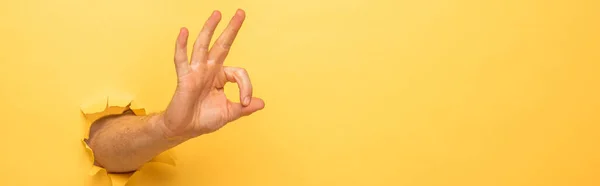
81,94 -> 176,186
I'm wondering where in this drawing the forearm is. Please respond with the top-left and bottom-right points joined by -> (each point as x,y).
86,111 -> 187,173
85,9 -> 263,173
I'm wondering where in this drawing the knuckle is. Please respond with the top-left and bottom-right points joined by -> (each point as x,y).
206,59 -> 217,66
174,56 -> 186,63
197,44 -> 209,51
235,68 -> 248,75
220,42 -> 232,50
189,60 -> 202,67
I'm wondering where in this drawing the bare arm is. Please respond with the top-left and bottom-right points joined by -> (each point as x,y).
87,9 -> 265,173
86,111 -> 183,173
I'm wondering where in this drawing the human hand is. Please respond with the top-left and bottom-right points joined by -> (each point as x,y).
161,9 -> 265,139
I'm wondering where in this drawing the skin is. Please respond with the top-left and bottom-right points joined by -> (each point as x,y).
86,9 -> 265,173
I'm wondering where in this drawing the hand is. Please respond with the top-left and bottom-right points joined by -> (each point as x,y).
161,9 -> 265,139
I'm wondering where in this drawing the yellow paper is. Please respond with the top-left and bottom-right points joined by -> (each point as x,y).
1,0 -> 599,186
85,166 -> 112,186
81,95 -> 176,186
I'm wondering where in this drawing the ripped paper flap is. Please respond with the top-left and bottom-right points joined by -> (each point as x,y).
81,94 -> 176,186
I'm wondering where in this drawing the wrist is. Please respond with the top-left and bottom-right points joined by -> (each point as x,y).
146,113 -> 190,144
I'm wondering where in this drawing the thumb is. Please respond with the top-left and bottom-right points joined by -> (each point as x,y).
228,97 -> 265,121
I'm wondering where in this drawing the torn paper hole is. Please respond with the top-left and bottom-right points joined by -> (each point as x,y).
81,94 -> 176,186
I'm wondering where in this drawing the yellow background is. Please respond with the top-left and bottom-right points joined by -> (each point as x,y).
1,0 -> 599,185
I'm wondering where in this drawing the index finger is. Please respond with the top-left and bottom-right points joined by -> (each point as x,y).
208,9 -> 246,65
190,10 -> 222,67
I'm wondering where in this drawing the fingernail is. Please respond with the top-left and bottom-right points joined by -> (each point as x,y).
243,97 -> 250,105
